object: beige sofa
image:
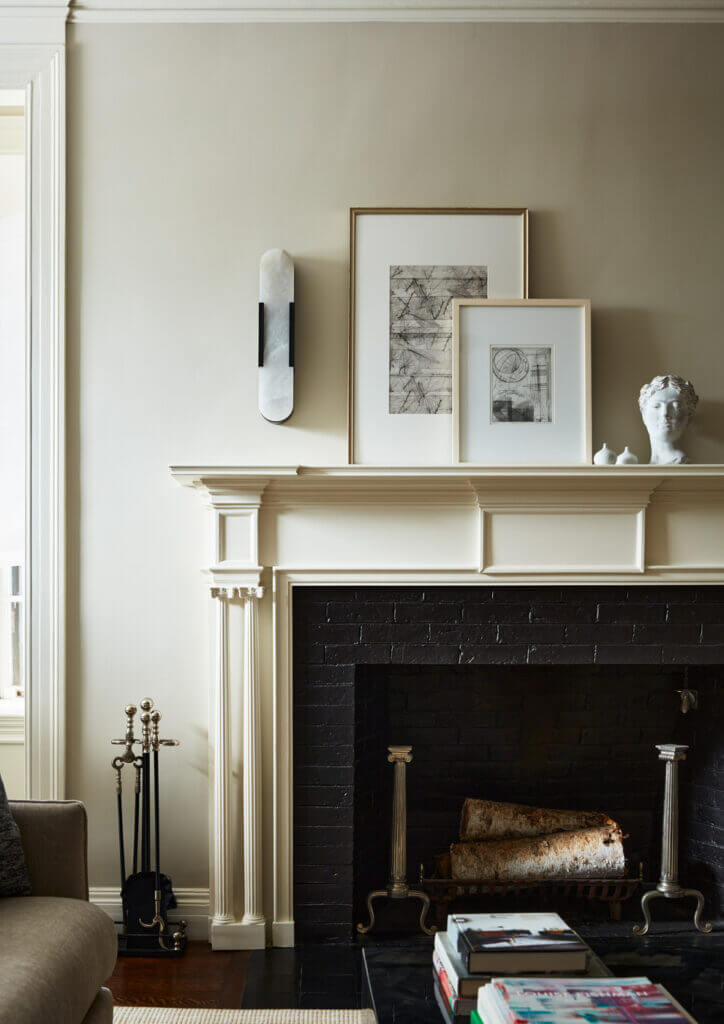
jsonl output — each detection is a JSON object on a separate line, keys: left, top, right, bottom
{"left": 0, "top": 801, "right": 117, "bottom": 1024}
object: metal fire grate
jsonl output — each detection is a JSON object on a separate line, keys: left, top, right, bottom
{"left": 418, "top": 863, "right": 643, "bottom": 928}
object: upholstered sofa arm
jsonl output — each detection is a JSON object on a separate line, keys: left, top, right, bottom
{"left": 9, "top": 800, "right": 89, "bottom": 900}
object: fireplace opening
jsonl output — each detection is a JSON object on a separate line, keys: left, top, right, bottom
{"left": 293, "top": 585, "right": 724, "bottom": 941}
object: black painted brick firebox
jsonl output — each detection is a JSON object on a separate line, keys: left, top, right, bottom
{"left": 292, "top": 585, "right": 724, "bottom": 941}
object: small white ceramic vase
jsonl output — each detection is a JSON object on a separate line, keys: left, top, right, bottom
{"left": 593, "top": 443, "right": 617, "bottom": 466}
{"left": 616, "top": 446, "right": 639, "bottom": 465}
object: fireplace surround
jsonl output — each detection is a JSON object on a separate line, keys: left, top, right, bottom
{"left": 170, "top": 464, "right": 724, "bottom": 948}
{"left": 292, "top": 584, "right": 724, "bottom": 940}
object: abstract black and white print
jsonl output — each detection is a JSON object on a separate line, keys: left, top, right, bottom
{"left": 389, "top": 265, "right": 488, "bottom": 414}
{"left": 490, "top": 346, "right": 552, "bottom": 423}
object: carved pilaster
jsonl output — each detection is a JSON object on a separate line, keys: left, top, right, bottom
{"left": 208, "top": 582, "right": 266, "bottom": 950}
{"left": 242, "top": 587, "right": 264, "bottom": 930}
{"left": 211, "top": 592, "right": 233, "bottom": 927}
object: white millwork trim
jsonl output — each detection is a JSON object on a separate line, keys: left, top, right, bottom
{"left": 1, "top": 40, "right": 66, "bottom": 800}
{"left": 90, "top": 887, "right": 211, "bottom": 940}
{"left": 0, "top": 2, "right": 70, "bottom": 44}
{"left": 0, "top": 714, "right": 25, "bottom": 743}
{"left": 203, "top": 478, "right": 269, "bottom": 949}
{"left": 211, "top": 593, "right": 234, "bottom": 932}
{"left": 241, "top": 588, "right": 266, "bottom": 947}
{"left": 67, "top": 0, "right": 724, "bottom": 24}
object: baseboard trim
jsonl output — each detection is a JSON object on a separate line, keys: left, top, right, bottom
{"left": 210, "top": 918, "right": 267, "bottom": 950}
{"left": 90, "top": 886, "right": 210, "bottom": 941}
{"left": 272, "top": 919, "right": 295, "bottom": 947}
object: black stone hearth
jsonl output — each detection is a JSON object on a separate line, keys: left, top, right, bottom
{"left": 292, "top": 586, "right": 724, "bottom": 941}
{"left": 241, "top": 929, "right": 724, "bottom": 1024}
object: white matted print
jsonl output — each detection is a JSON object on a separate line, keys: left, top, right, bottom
{"left": 453, "top": 300, "right": 591, "bottom": 465}
{"left": 350, "top": 209, "right": 528, "bottom": 464}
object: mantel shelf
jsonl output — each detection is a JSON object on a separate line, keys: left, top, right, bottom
{"left": 171, "top": 463, "right": 724, "bottom": 508}
{"left": 172, "top": 464, "right": 724, "bottom": 480}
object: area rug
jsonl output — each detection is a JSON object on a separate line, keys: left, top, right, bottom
{"left": 114, "top": 1010, "right": 376, "bottom": 1024}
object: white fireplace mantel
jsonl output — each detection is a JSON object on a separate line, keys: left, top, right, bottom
{"left": 170, "top": 463, "right": 724, "bottom": 948}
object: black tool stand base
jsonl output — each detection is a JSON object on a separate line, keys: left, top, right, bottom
{"left": 116, "top": 923, "right": 188, "bottom": 957}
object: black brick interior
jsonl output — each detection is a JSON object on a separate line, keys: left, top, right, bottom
{"left": 292, "top": 586, "right": 724, "bottom": 940}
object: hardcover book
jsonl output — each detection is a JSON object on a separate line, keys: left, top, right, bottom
{"left": 450, "top": 912, "right": 588, "bottom": 974}
{"left": 478, "top": 976, "right": 696, "bottom": 1023}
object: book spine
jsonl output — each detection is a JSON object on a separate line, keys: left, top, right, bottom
{"left": 433, "top": 933, "right": 462, "bottom": 994}
{"left": 433, "top": 955, "right": 458, "bottom": 1011}
{"left": 433, "top": 977, "right": 454, "bottom": 1024}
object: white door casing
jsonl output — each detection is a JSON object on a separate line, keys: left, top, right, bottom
{"left": 1, "top": 3, "right": 68, "bottom": 798}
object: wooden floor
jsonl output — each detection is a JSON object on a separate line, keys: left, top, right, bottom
{"left": 107, "top": 942, "right": 251, "bottom": 1009}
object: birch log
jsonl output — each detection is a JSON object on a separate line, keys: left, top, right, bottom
{"left": 450, "top": 826, "right": 626, "bottom": 882}
{"left": 460, "top": 798, "right": 617, "bottom": 842}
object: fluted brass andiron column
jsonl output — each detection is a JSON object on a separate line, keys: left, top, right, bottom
{"left": 357, "top": 745, "right": 435, "bottom": 936}
{"left": 634, "top": 744, "right": 712, "bottom": 936}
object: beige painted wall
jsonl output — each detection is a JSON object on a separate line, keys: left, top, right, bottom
{"left": 66, "top": 23, "right": 724, "bottom": 892}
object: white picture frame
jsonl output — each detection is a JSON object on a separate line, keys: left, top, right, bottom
{"left": 452, "top": 299, "right": 592, "bottom": 465}
{"left": 349, "top": 208, "right": 528, "bottom": 465}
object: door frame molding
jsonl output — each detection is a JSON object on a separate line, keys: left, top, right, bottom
{"left": 0, "top": 19, "right": 68, "bottom": 797}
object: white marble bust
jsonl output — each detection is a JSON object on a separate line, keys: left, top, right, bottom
{"left": 638, "top": 374, "right": 699, "bottom": 465}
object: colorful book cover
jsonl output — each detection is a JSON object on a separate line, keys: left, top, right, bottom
{"left": 489, "top": 977, "right": 693, "bottom": 1023}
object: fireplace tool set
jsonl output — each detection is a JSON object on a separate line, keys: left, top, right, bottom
{"left": 111, "top": 698, "right": 187, "bottom": 956}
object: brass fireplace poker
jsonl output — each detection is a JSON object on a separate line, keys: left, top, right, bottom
{"left": 357, "top": 745, "right": 435, "bottom": 936}
{"left": 111, "top": 698, "right": 186, "bottom": 955}
{"left": 111, "top": 704, "right": 142, "bottom": 915}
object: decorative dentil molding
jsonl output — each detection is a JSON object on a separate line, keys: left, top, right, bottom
{"left": 210, "top": 584, "right": 265, "bottom": 600}
{"left": 67, "top": 0, "right": 724, "bottom": 24}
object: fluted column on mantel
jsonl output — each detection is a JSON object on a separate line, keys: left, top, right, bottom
{"left": 208, "top": 584, "right": 267, "bottom": 950}
{"left": 242, "top": 586, "right": 264, "bottom": 929}
{"left": 211, "top": 590, "right": 233, "bottom": 928}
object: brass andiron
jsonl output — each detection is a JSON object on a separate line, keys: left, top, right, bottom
{"left": 357, "top": 745, "right": 435, "bottom": 936}
{"left": 634, "top": 744, "right": 712, "bottom": 936}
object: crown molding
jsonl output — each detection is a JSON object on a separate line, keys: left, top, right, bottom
{"left": 0, "top": 1, "right": 69, "bottom": 43}
{"left": 67, "top": 0, "right": 724, "bottom": 25}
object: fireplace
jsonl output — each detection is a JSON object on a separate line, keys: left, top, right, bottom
{"left": 171, "top": 463, "right": 724, "bottom": 948}
{"left": 293, "top": 585, "right": 724, "bottom": 941}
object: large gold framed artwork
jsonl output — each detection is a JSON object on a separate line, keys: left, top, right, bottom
{"left": 348, "top": 207, "right": 528, "bottom": 465}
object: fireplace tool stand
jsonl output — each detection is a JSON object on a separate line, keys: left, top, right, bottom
{"left": 357, "top": 745, "right": 436, "bottom": 936}
{"left": 112, "top": 699, "right": 188, "bottom": 956}
{"left": 634, "top": 744, "right": 711, "bottom": 936}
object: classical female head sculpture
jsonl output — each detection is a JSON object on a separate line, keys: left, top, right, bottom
{"left": 638, "top": 374, "right": 698, "bottom": 465}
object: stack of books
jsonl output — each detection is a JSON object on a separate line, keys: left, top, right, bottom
{"left": 473, "top": 976, "right": 696, "bottom": 1023}
{"left": 432, "top": 913, "right": 696, "bottom": 1024}
{"left": 433, "top": 912, "right": 591, "bottom": 1022}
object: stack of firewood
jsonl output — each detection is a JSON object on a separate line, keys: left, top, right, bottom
{"left": 447, "top": 799, "right": 626, "bottom": 882}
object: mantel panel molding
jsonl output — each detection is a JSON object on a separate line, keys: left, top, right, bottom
{"left": 171, "top": 464, "right": 724, "bottom": 947}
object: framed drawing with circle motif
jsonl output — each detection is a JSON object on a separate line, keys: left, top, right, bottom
{"left": 349, "top": 208, "right": 529, "bottom": 465}
{"left": 452, "top": 299, "right": 591, "bottom": 465}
